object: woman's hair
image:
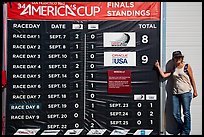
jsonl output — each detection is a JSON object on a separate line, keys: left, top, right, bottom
{"left": 181, "top": 56, "right": 184, "bottom": 63}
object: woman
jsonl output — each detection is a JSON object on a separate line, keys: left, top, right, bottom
{"left": 154, "top": 50, "right": 198, "bottom": 135}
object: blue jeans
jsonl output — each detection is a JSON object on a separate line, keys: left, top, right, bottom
{"left": 172, "top": 92, "right": 192, "bottom": 135}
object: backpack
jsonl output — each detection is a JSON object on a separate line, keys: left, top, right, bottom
{"left": 184, "top": 64, "right": 189, "bottom": 75}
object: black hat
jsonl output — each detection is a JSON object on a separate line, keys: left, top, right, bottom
{"left": 172, "top": 51, "right": 184, "bottom": 59}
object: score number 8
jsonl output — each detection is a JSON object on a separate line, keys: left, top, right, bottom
{"left": 142, "top": 35, "right": 149, "bottom": 44}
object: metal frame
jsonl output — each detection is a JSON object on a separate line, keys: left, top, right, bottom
{"left": 2, "top": 2, "right": 8, "bottom": 136}
{"left": 160, "top": 2, "right": 166, "bottom": 135}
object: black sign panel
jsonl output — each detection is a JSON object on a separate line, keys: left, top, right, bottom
{"left": 6, "top": 20, "right": 160, "bottom": 135}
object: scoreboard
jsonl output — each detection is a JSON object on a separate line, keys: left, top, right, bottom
{"left": 4, "top": 2, "right": 163, "bottom": 135}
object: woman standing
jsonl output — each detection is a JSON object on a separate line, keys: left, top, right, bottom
{"left": 154, "top": 50, "right": 198, "bottom": 135}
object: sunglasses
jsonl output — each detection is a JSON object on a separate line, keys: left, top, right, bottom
{"left": 173, "top": 56, "right": 182, "bottom": 60}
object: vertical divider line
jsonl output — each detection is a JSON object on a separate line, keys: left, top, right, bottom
{"left": 84, "top": 33, "right": 86, "bottom": 120}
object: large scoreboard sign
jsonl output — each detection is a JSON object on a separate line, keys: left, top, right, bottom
{"left": 4, "top": 2, "right": 162, "bottom": 135}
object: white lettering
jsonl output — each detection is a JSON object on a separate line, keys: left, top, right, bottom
{"left": 51, "top": 24, "right": 66, "bottom": 29}
{"left": 13, "top": 24, "right": 40, "bottom": 29}
{"left": 20, "top": 4, "right": 101, "bottom": 17}
{"left": 139, "top": 23, "right": 157, "bottom": 29}
{"left": 11, "top": 115, "right": 24, "bottom": 119}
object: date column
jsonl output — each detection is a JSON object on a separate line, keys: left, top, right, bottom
{"left": 43, "top": 22, "right": 71, "bottom": 131}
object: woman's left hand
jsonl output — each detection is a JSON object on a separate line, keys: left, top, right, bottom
{"left": 193, "top": 91, "right": 198, "bottom": 98}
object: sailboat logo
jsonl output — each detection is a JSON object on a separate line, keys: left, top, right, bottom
{"left": 111, "top": 33, "right": 130, "bottom": 46}
{"left": 103, "top": 32, "right": 135, "bottom": 47}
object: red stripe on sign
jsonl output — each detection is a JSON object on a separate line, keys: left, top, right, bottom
{"left": 7, "top": 2, "right": 160, "bottom": 20}
{"left": 2, "top": 71, "right": 7, "bottom": 88}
